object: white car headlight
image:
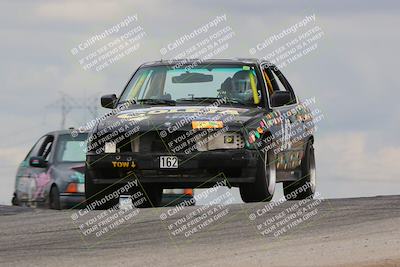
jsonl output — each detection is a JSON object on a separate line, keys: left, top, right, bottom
{"left": 104, "top": 142, "right": 116, "bottom": 153}
{"left": 197, "top": 132, "right": 244, "bottom": 151}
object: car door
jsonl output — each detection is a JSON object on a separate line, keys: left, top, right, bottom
{"left": 16, "top": 136, "right": 47, "bottom": 203}
{"left": 262, "top": 64, "right": 304, "bottom": 170}
{"left": 16, "top": 135, "right": 54, "bottom": 204}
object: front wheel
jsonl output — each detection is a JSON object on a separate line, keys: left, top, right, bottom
{"left": 85, "top": 173, "right": 119, "bottom": 210}
{"left": 11, "top": 193, "right": 19, "bottom": 206}
{"left": 283, "top": 140, "right": 316, "bottom": 200}
{"left": 240, "top": 149, "right": 276, "bottom": 202}
{"left": 133, "top": 186, "right": 163, "bottom": 208}
{"left": 49, "top": 186, "right": 61, "bottom": 210}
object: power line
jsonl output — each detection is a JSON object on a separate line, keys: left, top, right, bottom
{"left": 46, "top": 92, "right": 100, "bottom": 129}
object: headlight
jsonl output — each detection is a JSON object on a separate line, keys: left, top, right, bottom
{"left": 104, "top": 142, "right": 116, "bottom": 153}
{"left": 197, "top": 131, "right": 244, "bottom": 151}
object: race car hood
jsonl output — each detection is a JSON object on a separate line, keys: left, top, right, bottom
{"left": 97, "top": 105, "right": 266, "bottom": 132}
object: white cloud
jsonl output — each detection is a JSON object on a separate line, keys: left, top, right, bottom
{"left": 0, "top": 147, "right": 26, "bottom": 166}
{"left": 34, "top": 2, "right": 125, "bottom": 22}
{"left": 317, "top": 132, "right": 400, "bottom": 182}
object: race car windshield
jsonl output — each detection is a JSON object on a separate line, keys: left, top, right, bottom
{"left": 55, "top": 134, "right": 88, "bottom": 162}
{"left": 119, "top": 64, "right": 262, "bottom": 106}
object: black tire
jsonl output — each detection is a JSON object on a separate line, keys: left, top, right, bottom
{"left": 85, "top": 175, "right": 119, "bottom": 210}
{"left": 240, "top": 149, "right": 276, "bottom": 202}
{"left": 49, "top": 186, "right": 61, "bottom": 210}
{"left": 11, "top": 194, "right": 19, "bottom": 206}
{"left": 283, "top": 140, "right": 316, "bottom": 200}
{"left": 134, "top": 186, "right": 163, "bottom": 208}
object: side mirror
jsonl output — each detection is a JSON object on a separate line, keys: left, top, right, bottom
{"left": 29, "top": 157, "right": 47, "bottom": 168}
{"left": 270, "top": 91, "right": 294, "bottom": 107}
{"left": 101, "top": 94, "right": 117, "bottom": 109}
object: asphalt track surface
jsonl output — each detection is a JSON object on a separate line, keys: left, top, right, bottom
{"left": 0, "top": 195, "right": 399, "bottom": 267}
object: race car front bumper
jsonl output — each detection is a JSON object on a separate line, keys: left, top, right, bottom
{"left": 86, "top": 149, "right": 259, "bottom": 187}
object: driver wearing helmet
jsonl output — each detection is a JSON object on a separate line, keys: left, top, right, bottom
{"left": 219, "top": 70, "right": 256, "bottom": 102}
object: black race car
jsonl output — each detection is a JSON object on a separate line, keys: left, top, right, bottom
{"left": 84, "top": 58, "right": 316, "bottom": 209}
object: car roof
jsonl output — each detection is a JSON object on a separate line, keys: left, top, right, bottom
{"left": 45, "top": 129, "right": 89, "bottom": 136}
{"left": 140, "top": 58, "right": 271, "bottom": 67}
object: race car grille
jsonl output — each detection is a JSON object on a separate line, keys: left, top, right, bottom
{"left": 124, "top": 130, "right": 244, "bottom": 153}
{"left": 111, "top": 132, "right": 179, "bottom": 153}
{"left": 129, "top": 131, "right": 205, "bottom": 153}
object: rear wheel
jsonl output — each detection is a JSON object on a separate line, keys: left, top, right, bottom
{"left": 283, "top": 140, "right": 316, "bottom": 200}
{"left": 240, "top": 149, "right": 276, "bottom": 202}
{"left": 49, "top": 186, "right": 61, "bottom": 210}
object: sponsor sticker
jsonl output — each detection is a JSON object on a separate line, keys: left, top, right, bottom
{"left": 192, "top": 121, "right": 224, "bottom": 129}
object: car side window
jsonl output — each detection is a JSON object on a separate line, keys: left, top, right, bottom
{"left": 24, "top": 136, "right": 47, "bottom": 160}
{"left": 270, "top": 71, "right": 285, "bottom": 92}
{"left": 263, "top": 65, "right": 297, "bottom": 106}
{"left": 37, "top": 136, "right": 54, "bottom": 161}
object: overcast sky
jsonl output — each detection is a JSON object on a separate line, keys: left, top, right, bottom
{"left": 0, "top": 0, "right": 399, "bottom": 204}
